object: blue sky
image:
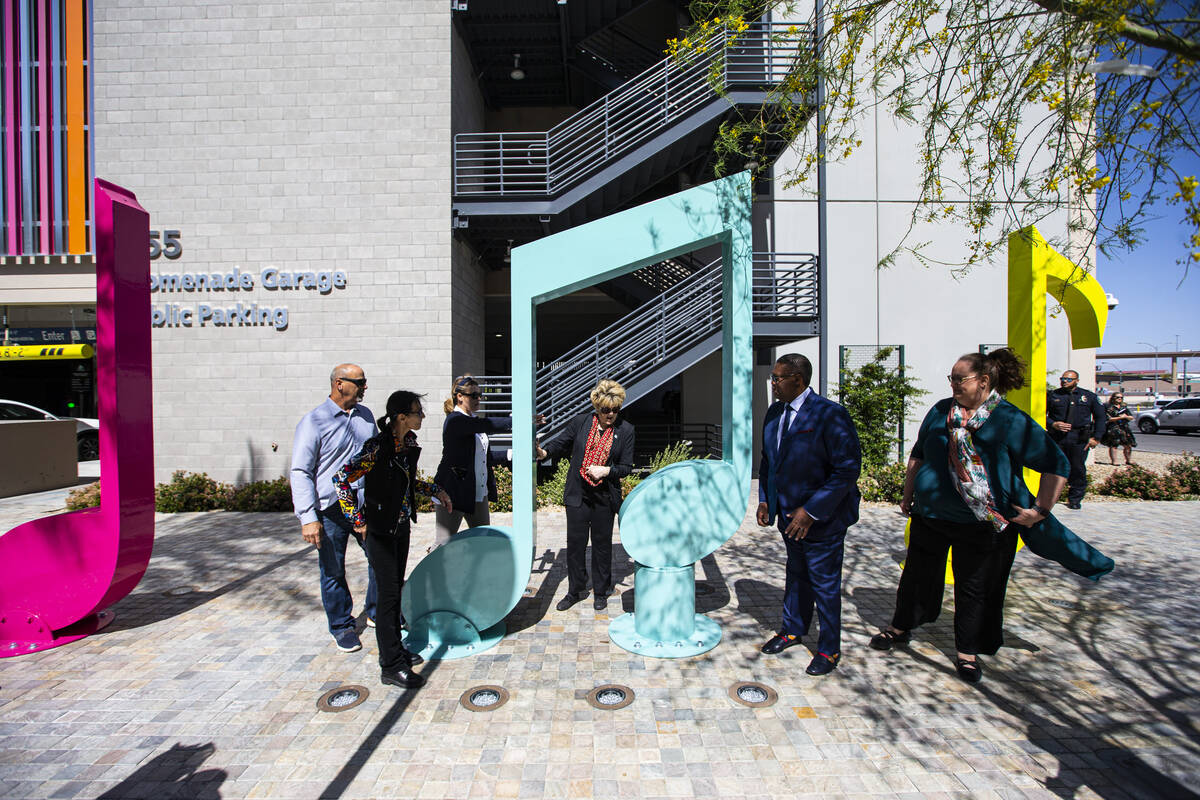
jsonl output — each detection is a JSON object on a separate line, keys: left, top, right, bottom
{"left": 1097, "top": 153, "right": 1199, "bottom": 374}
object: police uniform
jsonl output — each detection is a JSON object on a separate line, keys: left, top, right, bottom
{"left": 1046, "top": 386, "right": 1106, "bottom": 508}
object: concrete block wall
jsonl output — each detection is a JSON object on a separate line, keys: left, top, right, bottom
{"left": 92, "top": 1, "right": 454, "bottom": 484}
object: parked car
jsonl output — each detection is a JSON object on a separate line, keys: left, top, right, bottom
{"left": 0, "top": 399, "right": 99, "bottom": 460}
{"left": 1137, "top": 398, "right": 1200, "bottom": 434}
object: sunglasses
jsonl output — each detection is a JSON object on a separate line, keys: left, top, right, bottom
{"left": 458, "top": 391, "right": 482, "bottom": 399}
{"left": 1060, "top": 376, "right": 1077, "bottom": 383}
{"left": 339, "top": 377, "right": 367, "bottom": 388}
{"left": 597, "top": 406, "right": 621, "bottom": 414}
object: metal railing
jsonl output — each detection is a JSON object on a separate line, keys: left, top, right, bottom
{"left": 479, "top": 252, "right": 818, "bottom": 444}
{"left": 634, "top": 423, "right": 723, "bottom": 463}
{"left": 454, "top": 21, "right": 812, "bottom": 197}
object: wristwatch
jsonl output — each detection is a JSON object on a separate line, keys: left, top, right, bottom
{"left": 1033, "top": 504, "right": 1051, "bottom": 518}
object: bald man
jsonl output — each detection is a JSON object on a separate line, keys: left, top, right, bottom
{"left": 290, "top": 364, "right": 379, "bottom": 653}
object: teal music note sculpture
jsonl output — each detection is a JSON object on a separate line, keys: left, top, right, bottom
{"left": 512, "top": 171, "right": 754, "bottom": 658}
{"left": 401, "top": 171, "right": 753, "bottom": 660}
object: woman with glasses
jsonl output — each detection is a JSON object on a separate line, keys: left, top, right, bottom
{"left": 1099, "top": 393, "right": 1137, "bottom": 465}
{"left": 334, "top": 390, "right": 451, "bottom": 690}
{"left": 432, "top": 375, "right": 515, "bottom": 546}
{"left": 537, "top": 379, "right": 635, "bottom": 612}
{"left": 868, "top": 349, "right": 1113, "bottom": 684}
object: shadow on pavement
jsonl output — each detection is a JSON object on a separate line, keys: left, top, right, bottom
{"left": 97, "top": 742, "right": 225, "bottom": 799}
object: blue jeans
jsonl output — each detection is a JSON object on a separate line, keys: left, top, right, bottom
{"left": 316, "top": 505, "right": 378, "bottom": 634}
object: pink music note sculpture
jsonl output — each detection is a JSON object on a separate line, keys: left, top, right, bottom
{"left": 0, "top": 179, "right": 155, "bottom": 657}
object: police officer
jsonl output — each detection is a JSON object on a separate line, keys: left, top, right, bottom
{"left": 1046, "top": 370, "right": 1106, "bottom": 510}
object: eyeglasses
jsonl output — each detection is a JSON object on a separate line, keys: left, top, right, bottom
{"left": 403, "top": 408, "right": 426, "bottom": 418}
{"left": 339, "top": 377, "right": 367, "bottom": 388}
{"left": 770, "top": 372, "right": 799, "bottom": 383}
{"left": 458, "top": 391, "right": 482, "bottom": 399}
{"left": 946, "top": 374, "right": 979, "bottom": 386}
{"left": 1060, "top": 376, "right": 1078, "bottom": 383}
{"left": 596, "top": 406, "right": 621, "bottom": 415}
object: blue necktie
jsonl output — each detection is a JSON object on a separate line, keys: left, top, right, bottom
{"left": 778, "top": 405, "right": 793, "bottom": 450}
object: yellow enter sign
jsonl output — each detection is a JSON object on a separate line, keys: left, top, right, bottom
{"left": 0, "top": 344, "right": 96, "bottom": 361}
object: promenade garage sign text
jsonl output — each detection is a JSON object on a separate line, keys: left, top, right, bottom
{"left": 150, "top": 267, "right": 348, "bottom": 332}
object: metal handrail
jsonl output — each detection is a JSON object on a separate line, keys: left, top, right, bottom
{"left": 481, "top": 252, "right": 818, "bottom": 444}
{"left": 454, "top": 22, "right": 811, "bottom": 197}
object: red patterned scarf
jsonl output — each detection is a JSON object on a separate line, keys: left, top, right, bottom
{"left": 580, "top": 415, "right": 615, "bottom": 486}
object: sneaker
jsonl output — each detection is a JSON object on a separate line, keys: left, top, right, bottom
{"left": 365, "top": 617, "right": 376, "bottom": 628}
{"left": 332, "top": 628, "right": 362, "bottom": 653}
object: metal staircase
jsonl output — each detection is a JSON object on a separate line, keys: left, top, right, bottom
{"left": 453, "top": 21, "right": 812, "bottom": 230}
{"left": 479, "top": 251, "right": 818, "bottom": 446}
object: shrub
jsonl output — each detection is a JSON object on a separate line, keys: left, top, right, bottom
{"left": 646, "top": 440, "right": 697, "bottom": 472}
{"left": 155, "top": 471, "right": 230, "bottom": 512}
{"left": 66, "top": 480, "right": 101, "bottom": 510}
{"left": 536, "top": 459, "right": 570, "bottom": 508}
{"left": 858, "top": 461, "right": 906, "bottom": 503}
{"left": 1098, "top": 464, "right": 1185, "bottom": 501}
{"left": 1165, "top": 452, "right": 1200, "bottom": 495}
{"left": 226, "top": 476, "right": 292, "bottom": 512}
{"left": 836, "top": 347, "right": 927, "bottom": 471}
{"left": 492, "top": 465, "right": 513, "bottom": 512}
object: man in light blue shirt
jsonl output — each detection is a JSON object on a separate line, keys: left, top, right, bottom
{"left": 290, "top": 363, "right": 378, "bottom": 653}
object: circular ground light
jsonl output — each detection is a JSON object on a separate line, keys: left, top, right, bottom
{"left": 163, "top": 585, "right": 197, "bottom": 597}
{"left": 316, "top": 685, "right": 369, "bottom": 713}
{"left": 728, "top": 681, "right": 778, "bottom": 708}
{"left": 460, "top": 685, "right": 510, "bottom": 712}
{"left": 586, "top": 684, "right": 635, "bottom": 710}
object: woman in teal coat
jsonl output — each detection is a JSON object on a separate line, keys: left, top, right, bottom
{"left": 868, "top": 348, "right": 1114, "bottom": 684}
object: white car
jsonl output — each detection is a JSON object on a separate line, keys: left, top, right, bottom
{"left": 0, "top": 399, "right": 100, "bottom": 460}
{"left": 1137, "top": 398, "right": 1200, "bottom": 434}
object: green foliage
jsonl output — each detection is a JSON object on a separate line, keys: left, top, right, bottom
{"left": 1164, "top": 452, "right": 1200, "bottom": 495}
{"left": 647, "top": 440, "right": 698, "bottom": 472}
{"left": 680, "top": 1, "right": 1200, "bottom": 273}
{"left": 535, "top": 459, "right": 571, "bottom": 508}
{"left": 836, "top": 347, "right": 927, "bottom": 471}
{"left": 857, "top": 461, "right": 906, "bottom": 503}
{"left": 1097, "top": 464, "right": 1185, "bottom": 501}
{"left": 492, "top": 465, "right": 514, "bottom": 512}
{"left": 65, "top": 480, "right": 101, "bottom": 510}
{"left": 225, "top": 475, "right": 292, "bottom": 512}
{"left": 154, "top": 471, "right": 229, "bottom": 513}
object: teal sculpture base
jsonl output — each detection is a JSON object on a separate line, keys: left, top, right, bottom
{"left": 608, "top": 563, "right": 722, "bottom": 658}
{"left": 403, "top": 610, "right": 506, "bottom": 661}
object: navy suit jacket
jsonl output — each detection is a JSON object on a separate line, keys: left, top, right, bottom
{"left": 758, "top": 392, "right": 862, "bottom": 539}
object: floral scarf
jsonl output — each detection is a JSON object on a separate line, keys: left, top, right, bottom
{"left": 580, "top": 415, "right": 615, "bottom": 487}
{"left": 946, "top": 391, "right": 1007, "bottom": 531}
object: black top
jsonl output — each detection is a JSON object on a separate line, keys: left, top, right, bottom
{"left": 1046, "top": 386, "right": 1107, "bottom": 443}
{"left": 434, "top": 412, "right": 513, "bottom": 511}
{"left": 542, "top": 412, "right": 635, "bottom": 508}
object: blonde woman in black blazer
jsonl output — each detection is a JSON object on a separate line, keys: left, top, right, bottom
{"left": 538, "top": 380, "right": 634, "bottom": 612}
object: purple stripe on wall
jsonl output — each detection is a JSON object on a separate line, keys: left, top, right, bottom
{"left": 3, "top": 0, "right": 19, "bottom": 254}
{"left": 38, "top": 0, "right": 52, "bottom": 254}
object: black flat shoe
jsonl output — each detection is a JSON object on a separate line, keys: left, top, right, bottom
{"left": 381, "top": 664, "right": 426, "bottom": 690}
{"left": 955, "top": 658, "right": 982, "bottom": 684}
{"left": 805, "top": 652, "right": 840, "bottom": 676}
{"left": 869, "top": 629, "right": 911, "bottom": 651}
{"left": 399, "top": 648, "right": 424, "bottom": 667}
{"left": 556, "top": 593, "right": 584, "bottom": 611}
{"left": 760, "top": 633, "right": 802, "bottom": 654}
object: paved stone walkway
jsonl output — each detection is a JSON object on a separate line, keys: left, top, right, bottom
{"left": 1, "top": 491, "right": 1198, "bottom": 799}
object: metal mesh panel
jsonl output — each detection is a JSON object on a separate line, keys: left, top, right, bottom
{"left": 978, "top": 343, "right": 1008, "bottom": 354}
{"left": 837, "top": 345, "right": 907, "bottom": 463}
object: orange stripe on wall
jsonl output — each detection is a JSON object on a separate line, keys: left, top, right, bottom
{"left": 65, "top": 0, "right": 87, "bottom": 254}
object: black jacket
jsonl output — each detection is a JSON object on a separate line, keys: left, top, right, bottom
{"left": 1046, "top": 387, "right": 1107, "bottom": 444}
{"left": 361, "top": 432, "right": 424, "bottom": 535}
{"left": 543, "top": 413, "right": 634, "bottom": 507}
{"left": 434, "top": 412, "right": 513, "bottom": 511}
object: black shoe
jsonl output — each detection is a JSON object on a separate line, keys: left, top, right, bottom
{"left": 760, "top": 633, "right": 802, "bottom": 654}
{"left": 556, "top": 593, "right": 584, "bottom": 611}
{"left": 805, "top": 652, "right": 840, "bottom": 676}
{"left": 1067, "top": 501, "right": 1082, "bottom": 510}
{"left": 955, "top": 658, "right": 982, "bottom": 684}
{"left": 399, "top": 648, "right": 424, "bottom": 667}
{"left": 593, "top": 591, "right": 611, "bottom": 611}
{"left": 381, "top": 664, "right": 426, "bottom": 690}
{"left": 869, "top": 629, "right": 911, "bottom": 651}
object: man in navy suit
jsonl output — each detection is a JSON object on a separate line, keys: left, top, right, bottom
{"left": 756, "top": 354, "right": 862, "bottom": 675}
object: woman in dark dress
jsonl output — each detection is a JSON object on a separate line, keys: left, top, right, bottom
{"left": 868, "top": 349, "right": 1071, "bottom": 684}
{"left": 334, "top": 390, "right": 451, "bottom": 690}
{"left": 537, "top": 379, "right": 635, "bottom": 613}
{"left": 1100, "top": 393, "right": 1136, "bottom": 465}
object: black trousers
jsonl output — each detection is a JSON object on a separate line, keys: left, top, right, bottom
{"left": 1056, "top": 438, "right": 1090, "bottom": 503}
{"left": 890, "top": 515, "right": 1019, "bottom": 656}
{"left": 364, "top": 523, "right": 413, "bottom": 671}
{"left": 564, "top": 493, "right": 615, "bottom": 597}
